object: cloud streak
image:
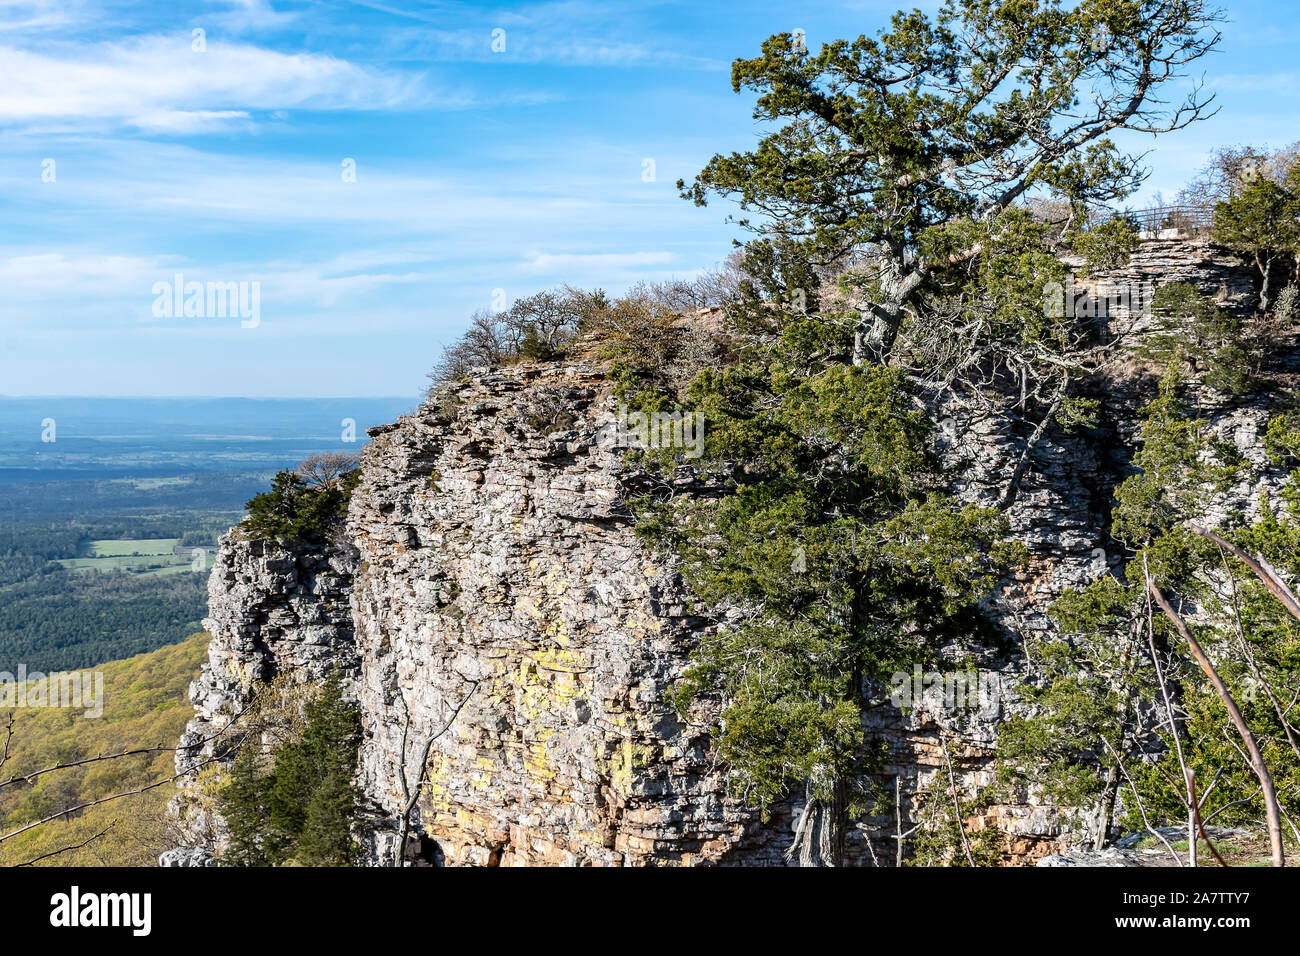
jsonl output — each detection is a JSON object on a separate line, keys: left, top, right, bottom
{"left": 0, "top": 33, "right": 449, "bottom": 130}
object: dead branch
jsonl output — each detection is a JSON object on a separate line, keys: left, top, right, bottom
{"left": 938, "top": 734, "right": 975, "bottom": 866}
{"left": 0, "top": 711, "right": 13, "bottom": 775}
{"left": 0, "top": 688, "right": 263, "bottom": 793}
{"left": 391, "top": 680, "right": 478, "bottom": 867}
{"left": 1213, "top": 543, "right": 1300, "bottom": 760}
{"left": 0, "top": 752, "right": 224, "bottom": 846}
{"left": 1146, "top": 573, "right": 1285, "bottom": 866}
{"left": 1185, "top": 522, "right": 1300, "bottom": 623}
{"left": 1186, "top": 772, "right": 1229, "bottom": 867}
{"left": 16, "top": 821, "right": 117, "bottom": 867}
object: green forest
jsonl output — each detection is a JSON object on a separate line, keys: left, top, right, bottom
{"left": 0, "top": 474, "right": 259, "bottom": 670}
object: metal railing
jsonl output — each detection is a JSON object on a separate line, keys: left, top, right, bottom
{"left": 1126, "top": 204, "right": 1216, "bottom": 234}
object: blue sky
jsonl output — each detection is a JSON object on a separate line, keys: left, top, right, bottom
{"left": 0, "top": 0, "right": 1296, "bottom": 398}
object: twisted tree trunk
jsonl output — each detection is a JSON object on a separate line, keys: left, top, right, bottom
{"left": 852, "top": 258, "right": 926, "bottom": 366}
{"left": 854, "top": 301, "right": 906, "bottom": 366}
{"left": 788, "top": 775, "right": 848, "bottom": 866}
{"left": 1092, "top": 764, "right": 1121, "bottom": 851}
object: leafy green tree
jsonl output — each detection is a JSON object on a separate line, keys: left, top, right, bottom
{"left": 681, "top": 1, "right": 1220, "bottom": 366}
{"left": 640, "top": 316, "right": 1017, "bottom": 865}
{"left": 1214, "top": 170, "right": 1300, "bottom": 313}
{"left": 1071, "top": 215, "right": 1142, "bottom": 275}
{"left": 1000, "top": 370, "right": 1203, "bottom": 847}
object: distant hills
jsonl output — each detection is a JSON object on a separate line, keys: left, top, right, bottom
{"left": 0, "top": 396, "right": 417, "bottom": 483}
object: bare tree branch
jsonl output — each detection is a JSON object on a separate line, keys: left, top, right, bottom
{"left": 939, "top": 734, "right": 975, "bottom": 866}
{"left": 1146, "top": 572, "right": 1285, "bottom": 867}
{"left": 16, "top": 821, "right": 117, "bottom": 867}
{"left": 391, "top": 681, "right": 478, "bottom": 867}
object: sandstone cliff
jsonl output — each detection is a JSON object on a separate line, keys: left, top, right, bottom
{"left": 169, "top": 238, "right": 1292, "bottom": 866}
{"left": 170, "top": 535, "right": 358, "bottom": 850}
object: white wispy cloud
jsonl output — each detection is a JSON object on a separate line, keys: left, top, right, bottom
{"left": 0, "top": 247, "right": 438, "bottom": 316}
{"left": 129, "top": 109, "right": 253, "bottom": 133}
{"left": 522, "top": 250, "right": 676, "bottom": 271}
{"left": 207, "top": 0, "right": 301, "bottom": 33}
{"left": 0, "top": 33, "right": 449, "bottom": 130}
{"left": 0, "top": 251, "right": 171, "bottom": 299}
{"left": 0, "top": 137, "right": 695, "bottom": 237}
{"left": 0, "top": 0, "right": 79, "bottom": 33}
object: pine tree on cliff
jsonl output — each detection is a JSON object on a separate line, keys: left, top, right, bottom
{"left": 293, "top": 675, "right": 363, "bottom": 866}
{"left": 220, "top": 742, "right": 271, "bottom": 867}
{"left": 242, "top": 467, "right": 360, "bottom": 545}
{"left": 219, "top": 675, "right": 361, "bottom": 866}
{"left": 297, "top": 767, "right": 362, "bottom": 866}
{"left": 662, "top": 0, "right": 1222, "bottom": 866}
{"left": 266, "top": 675, "right": 362, "bottom": 865}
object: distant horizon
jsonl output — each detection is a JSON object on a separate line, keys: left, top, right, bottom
{"left": 0, "top": 394, "right": 421, "bottom": 401}
{"left": 0, "top": 1, "right": 1295, "bottom": 397}
{"left": 0, "top": 394, "right": 419, "bottom": 480}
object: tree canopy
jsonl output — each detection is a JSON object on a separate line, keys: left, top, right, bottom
{"left": 682, "top": 0, "right": 1221, "bottom": 364}
{"left": 652, "top": 0, "right": 1227, "bottom": 866}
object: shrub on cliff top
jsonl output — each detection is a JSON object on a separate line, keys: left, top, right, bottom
{"left": 428, "top": 286, "right": 608, "bottom": 386}
{"left": 241, "top": 467, "right": 361, "bottom": 545}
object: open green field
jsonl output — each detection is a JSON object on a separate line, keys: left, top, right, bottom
{"left": 83, "top": 537, "right": 181, "bottom": 556}
{"left": 58, "top": 537, "right": 198, "bottom": 575}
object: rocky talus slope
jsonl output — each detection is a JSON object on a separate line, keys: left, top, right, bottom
{"left": 169, "top": 239, "right": 1292, "bottom": 866}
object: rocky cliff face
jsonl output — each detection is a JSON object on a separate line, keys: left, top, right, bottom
{"left": 349, "top": 365, "right": 770, "bottom": 865}
{"left": 170, "top": 534, "right": 358, "bottom": 850}
{"left": 170, "top": 238, "right": 1290, "bottom": 866}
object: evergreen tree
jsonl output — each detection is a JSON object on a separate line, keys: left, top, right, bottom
{"left": 218, "top": 740, "right": 271, "bottom": 867}
{"left": 217, "top": 675, "right": 362, "bottom": 866}
{"left": 680, "top": 1, "right": 1220, "bottom": 366}
{"left": 1002, "top": 367, "right": 1300, "bottom": 857}
{"left": 654, "top": 0, "right": 1221, "bottom": 866}
{"left": 242, "top": 469, "right": 360, "bottom": 544}
{"left": 1136, "top": 282, "right": 1257, "bottom": 396}
{"left": 1213, "top": 170, "right": 1300, "bottom": 312}
{"left": 640, "top": 322, "right": 1017, "bottom": 865}
{"left": 265, "top": 734, "right": 315, "bottom": 863}
{"left": 297, "top": 767, "right": 362, "bottom": 866}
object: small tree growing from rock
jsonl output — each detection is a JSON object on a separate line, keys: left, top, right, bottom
{"left": 1213, "top": 166, "right": 1300, "bottom": 313}
{"left": 297, "top": 452, "right": 361, "bottom": 489}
